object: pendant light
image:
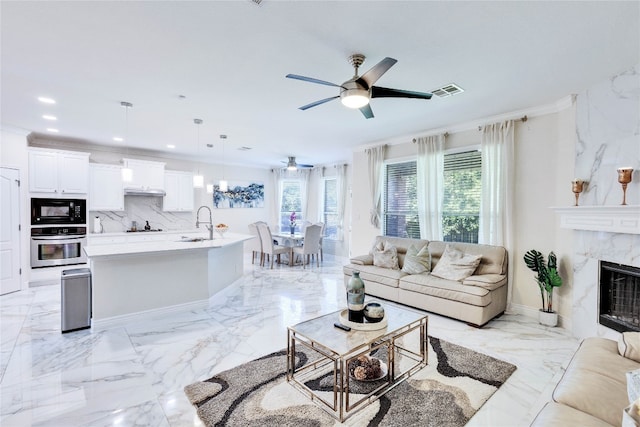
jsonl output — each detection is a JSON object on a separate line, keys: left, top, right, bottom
{"left": 120, "top": 101, "right": 133, "bottom": 182}
{"left": 193, "top": 118, "right": 204, "bottom": 188}
{"left": 219, "top": 134, "right": 228, "bottom": 192}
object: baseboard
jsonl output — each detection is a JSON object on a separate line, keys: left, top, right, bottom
{"left": 91, "top": 299, "right": 209, "bottom": 330}
{"left": 509, "top": 303, "right": 571, "bottom": 331}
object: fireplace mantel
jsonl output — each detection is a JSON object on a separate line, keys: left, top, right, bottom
{"left": 552, "top": 205, "right": 640, "bottom": 234}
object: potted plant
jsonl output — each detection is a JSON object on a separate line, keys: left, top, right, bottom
{"left": 523, "top": 249, "right": 563, "bottom": 327}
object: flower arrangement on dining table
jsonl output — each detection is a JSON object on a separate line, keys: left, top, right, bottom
{"left": 289, "top": 211, "right": 297, "bottom": 234}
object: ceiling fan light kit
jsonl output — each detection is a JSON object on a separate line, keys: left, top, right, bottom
{"left": 286, "top": 53, "right": 432, "bottom": 119}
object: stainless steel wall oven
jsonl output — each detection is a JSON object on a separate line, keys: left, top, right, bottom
{"left": 30, "top": 226, "right": 87, "bottom": 268}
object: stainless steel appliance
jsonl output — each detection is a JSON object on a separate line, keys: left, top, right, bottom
{"left": 31, "top": 198, "right": 86, "bottom": 225}
{"left": 61, "top": 268, "right": 92, "bottom": 333}
{"left": 31, "top": 226, "right": 87, "bottom": 268}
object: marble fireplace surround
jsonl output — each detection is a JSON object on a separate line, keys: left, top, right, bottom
{"left": 554, "top": 206, "right": 640, "bottom": 339}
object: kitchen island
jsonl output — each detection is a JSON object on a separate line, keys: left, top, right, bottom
{"left": 84, "top": 232, "right": 252, "bottom": 327}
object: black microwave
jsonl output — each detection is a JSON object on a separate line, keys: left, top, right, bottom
{"left": 31, "top": 198, "right": 87, "bottom": 225}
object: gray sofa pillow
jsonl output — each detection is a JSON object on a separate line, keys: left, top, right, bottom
{"left": 431, "top": 244, "right": 482, "bottom": 281}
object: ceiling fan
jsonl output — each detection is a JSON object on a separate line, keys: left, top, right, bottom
{"left": 286, "top": 53, "right": 432, "bottom": 119}
{"left": 282, "top": 156, "right": 313, "bottom": 171}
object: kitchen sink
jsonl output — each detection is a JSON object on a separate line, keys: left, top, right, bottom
{"left": 177, "top": 237, "right": 206, "bottom": 242}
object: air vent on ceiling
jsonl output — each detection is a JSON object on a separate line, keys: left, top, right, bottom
{"left": 431, "top": 83, "right": 464, "bottom": 98}
{"left": 237, "top": 146, "right": 252, "bottom": 151}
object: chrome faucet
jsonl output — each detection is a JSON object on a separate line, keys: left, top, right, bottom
{"left": 196, "top": 205, "right": 214, "bottom": 240}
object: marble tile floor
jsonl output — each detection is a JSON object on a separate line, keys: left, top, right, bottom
{"left": 0, "top": 253, "right": 580, "bottom": 426}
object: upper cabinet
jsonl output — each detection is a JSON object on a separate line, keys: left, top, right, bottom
{"left": 29, "top": 149, "right": 89, "bottom": 195}
{"left": 122, "top": 158, "right": 165, "bottom": 191}
{"left": 163, "top": 171, "right": 194, "bottom": 212}
{"left": 89, "top": 164, "right": 124, "bottom": 211}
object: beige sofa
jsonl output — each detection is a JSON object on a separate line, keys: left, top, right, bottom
{"left": 343, "top": 236, "right": 508, "bottom": 327}
{"left": 531, "top": 335, "right": 640, "bottom": 426}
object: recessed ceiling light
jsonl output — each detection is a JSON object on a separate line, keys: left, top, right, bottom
{"left": 42, "top": 115, "right": 57, "bottom": 121}
{"left": 167, "top": 144, "right": 175, "bottom": 149}
{"left": 38, "top": 97, "right": 56, "bottom": 104}
{"left": 113, "top": 136, "right": 124, "bottom": 142}
{"left": 46, "top": 128, "right": 59, "bottom": 133}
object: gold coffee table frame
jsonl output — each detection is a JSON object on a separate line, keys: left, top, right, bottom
{"left": 286, "top": 305, "right": 428, "bottom": 422}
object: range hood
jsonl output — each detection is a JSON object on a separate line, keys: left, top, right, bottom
{"left": 123, "top": 187, "right": 166, "bottom": 197}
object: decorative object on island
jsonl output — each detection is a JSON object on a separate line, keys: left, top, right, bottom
{"left": 289, "top": 211, "right": 297, "bottom": 234}
{"left": 571, "top": 179, "right": 585, "bottom": 206}
{"left": 523, "top": 249, "right": 563, "bottom": 327}
{"left": 363, "top": 302, "right": 385, "bottom": 323}
{"left": 346, "top": 271, "right": 366, "bottom": 322}
{"left": 215, "top": 223, "right": 229, "bottom": 239}
{"left": 617, "top": 167, "right": 634, "bottom": 205}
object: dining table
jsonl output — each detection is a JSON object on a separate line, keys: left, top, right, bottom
{"left": 271, "top": 231, "right": 304, "bottom": 266}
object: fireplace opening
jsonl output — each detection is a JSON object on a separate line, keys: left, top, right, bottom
{"left": 599, "top": 261, "right": 640, "bottom": 333}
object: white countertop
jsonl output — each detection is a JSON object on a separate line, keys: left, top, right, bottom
{"left": 84, "top": 232, "right": 253, "bottom": 257}
{"left": 88, "top": 229, "right": 203, "bottom": 237}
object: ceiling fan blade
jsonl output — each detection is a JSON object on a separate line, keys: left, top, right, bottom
{"left": 371, "top": 86, "right": 433, "bottom": 100}
{"left": 286, "top": 74, "right": 344, "bottom": 88}
{"left": 299, "top": 96, "right": 340, "bottom": 110}
{"left": 359, "top": 104, "right": 374, "bottom": 119}
{"left": 297, "top": 163, "right": 314, "bottom": 168}
{"left": 357, "top": 57, "right": 397, "bottom": 88}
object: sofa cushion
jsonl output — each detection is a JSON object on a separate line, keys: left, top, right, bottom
{"left": 431, "top": 245, "right": 482, "bottom": 281}
{"left": 531, "top": 402, "right": 613, "bottom": 427}
{"left": 372, "top": 240, "right": 399, "bottom": 269}
{"left": 370, "top": 236, "right": 429, "bottom": 269}
{"left": 462, "top": 274, "right": 507, "bottom": 291}
{"left": 343, "top": 264, "right": 407, "bottom": 288}
{"left": 401, "top": 244, "right": 431, "bottom": 274}
{"left": 619, "top": 332, "right": 640, "bottom": 363}
{"left": 553, "top": 337, "right": 639, "bottom": 426}
{"left": 399, "top": 274, "right": 491, "bottom": 307}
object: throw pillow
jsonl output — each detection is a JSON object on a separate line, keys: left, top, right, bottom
{"left": 431, "top": 245, "right": 482, "bottom": 282}
{"left": 402, "top": 244, "right": 431, "bottom": 274}
{"left": 372, "top": 241, "right": 399, "bottom": 270}
{"left": 619, "top": 332, "right": 640, "bottom": 363}
{"left": 628, "top": 369, "right": 640, "bottom": 404}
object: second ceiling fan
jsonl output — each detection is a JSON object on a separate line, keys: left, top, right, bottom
{"left": 286, "top": 54, "right": 432, "bottom": 119}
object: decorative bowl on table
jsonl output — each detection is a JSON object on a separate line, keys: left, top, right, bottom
{"left": 215, "top": 224, "right": 229, "bottom": 238}
{"left": 363, "top": 302, "right": 385, "bottom": 323}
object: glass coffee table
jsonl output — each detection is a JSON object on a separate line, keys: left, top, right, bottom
{"left": 286, "top": 304, "right": 428, "bottom": 422}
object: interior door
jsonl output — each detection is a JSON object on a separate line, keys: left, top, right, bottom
{"left": 0, "top": 167, "right": 22, "bottom": 295}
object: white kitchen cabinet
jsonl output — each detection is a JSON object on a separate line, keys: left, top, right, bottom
{"left": 163, "top": 171, "right": 194, "bottom": 212}
{"left": 122, "top": 158, "right": 165, "bottom": 191}
{"left": 89, "top": 164, "right": 124, "bottom": 211}
{"left": 29, "top": 149, "right": 89, "bottom": 194}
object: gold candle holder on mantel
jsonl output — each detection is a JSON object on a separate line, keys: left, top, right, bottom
{"left": 571, "top": 179, "right": 585, "bottom": 206}
{"left": 617, "top": 167, "right": 634, "bottom": 205}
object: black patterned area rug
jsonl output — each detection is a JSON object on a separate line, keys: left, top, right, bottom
{"left": 184, "top": 336, "right": 516, "bottom": 426}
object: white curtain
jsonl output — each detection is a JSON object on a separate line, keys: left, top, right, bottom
{"left": 480, "top": 120, "right": 515, "bottom": 310}
{"left": 271, "top": 168, "right": 286, "bottom": 228}
{"left": 335, "top": 164, "right": 348, "bottom": 241}
{"left": 299, "top": 168, "right": 312, "bottom": 222}
{"left": 416, "top": 134, "right": 445, "bottom": 240}
{"left": 365, "top": 145, "right": 386, "bottom": 228}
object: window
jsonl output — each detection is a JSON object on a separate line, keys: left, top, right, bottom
{"left": 322, "top": 178, "right": 338, "bottom": 240}
{"left": 442, "top": 150, "right": 481, "bottom": 243}
{"left": 280, "top": 180, "right": 303, "bottom": 232}
{"left": 383, "top": 161, "right": 419, "bottom": 238}
{"left": 382, "top": 150, "right": 481, "bottom": 243}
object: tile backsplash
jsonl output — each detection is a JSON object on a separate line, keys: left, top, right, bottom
{"left": 91, "top": 195, "right": 193, "bottom": 233}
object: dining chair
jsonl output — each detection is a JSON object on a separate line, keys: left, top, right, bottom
{"left": 256, "top": 222, "right": 290, "bottom": 268}
{"left": 315, "top": 222, "right": 325, "bottom": 262}
{"left": 292, "top": 224, "right": 322, "bottom": 269}
{"left": 247, "top": 222, "right": 262, "bottom": 265}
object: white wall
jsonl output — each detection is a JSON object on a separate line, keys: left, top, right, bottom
{"left": 0, "top": 129, "right": 31, "bottom": 289}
